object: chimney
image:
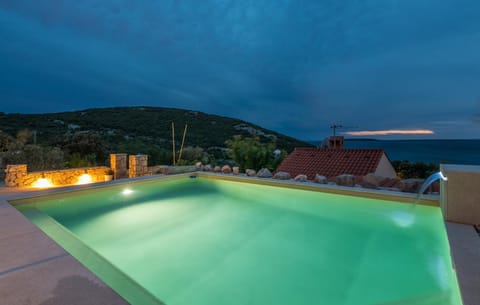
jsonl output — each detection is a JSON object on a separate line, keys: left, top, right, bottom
{"left": 329, "top": 136, "right": 344, "bottom": 149}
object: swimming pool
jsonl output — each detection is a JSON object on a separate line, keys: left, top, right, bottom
{"left": 14, "top": 176, "right": 463, "bottom": 305}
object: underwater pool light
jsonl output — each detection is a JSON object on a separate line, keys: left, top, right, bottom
{"left": 122, "top": 188, "right": 133, "bottom": 195}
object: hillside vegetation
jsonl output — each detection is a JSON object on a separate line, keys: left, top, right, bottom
{"left": 0, "top": 107, "right": 311, "bottom": 167}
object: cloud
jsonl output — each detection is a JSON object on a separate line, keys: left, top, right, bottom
{"left": 1, "top": 1, "right": 480, "bottom": 139}
{"left": 345, "top": 129, "right": 434, "bottom": 136}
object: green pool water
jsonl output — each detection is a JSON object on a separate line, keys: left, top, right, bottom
{"left": 16, "top": 177, "right": 462, "bottom": 305}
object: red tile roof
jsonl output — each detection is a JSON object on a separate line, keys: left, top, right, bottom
{"left": 276, "top": 148, "right": 386, "bottom": 181}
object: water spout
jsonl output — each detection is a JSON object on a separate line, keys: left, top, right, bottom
{"left": 415, "top": 172, "right": 448, "bottom": 204}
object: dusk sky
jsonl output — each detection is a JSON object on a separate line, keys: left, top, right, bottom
{"left": 1, "top": 1, "right": 480, "bottom": 140}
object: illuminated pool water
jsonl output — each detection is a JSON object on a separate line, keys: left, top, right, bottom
{"left": 16, "top": 177, "right": 462, "bottom": 305}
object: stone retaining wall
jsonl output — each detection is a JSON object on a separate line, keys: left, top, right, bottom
{"left": 5, "top": 165, "right": 109, "bottom": 187}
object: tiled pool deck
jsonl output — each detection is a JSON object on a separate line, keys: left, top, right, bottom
{"left": 0, "top": 174, "right": 479, "bottom": 305}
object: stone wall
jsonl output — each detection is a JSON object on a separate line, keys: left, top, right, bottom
{"left": 5, "top": 165, "right": 109, "bottom": 187}
{"left": 5, "top": 165, "right": 28, "bottom": 187}
{"left": 129, "top": 155, "right": 148, "bottom": 178}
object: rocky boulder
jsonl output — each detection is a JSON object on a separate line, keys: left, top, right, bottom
{"left": 362, "top": 173, "right": 387, "bottom": 186}
{"left": 336, "top": 174, "right": 356, "bottom": 187}
{"left": 204, "top": 164, "right": 212, "bottom": 171}
{"left": 257, "top": 168, "right": 273, "bottom": 178}
{"left": 195, "top": 162, "right": 203, "bottom": 171}
{"left": 294, "top": 174, "right": 308, "bottom": 182}
{"left": 232, "top": 166, "right": 239, "bottom": 175}
{"left": 213, "top": 166, "right": 221, "bottom": 172}
{"left": 273, "top": 171, "right": 291, "bottom": 180}
{"left": 246, "top": 169, "right": 256, "bottom": 177}
{"left": 401, "top": 178, "right": 424, "bottom": 193}
{"left": 314, "top": 174, "right": 328, "bottom": 184}
{"left": 221, "top": 165, "right": 232, "bottom": 174}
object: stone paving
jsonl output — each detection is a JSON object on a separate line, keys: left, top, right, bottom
{"left": 0, "top": 184, "right": 130, "bottom": 305}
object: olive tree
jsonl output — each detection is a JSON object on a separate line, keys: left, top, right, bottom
{"left": 225, "top": 135, "right": 284, "bottom": 171}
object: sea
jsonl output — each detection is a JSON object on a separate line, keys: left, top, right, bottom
{"left": 309, "top": 139, "right": 480, "bottom": 165}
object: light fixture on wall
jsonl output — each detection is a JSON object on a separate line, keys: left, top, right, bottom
{"left": 77, "top": 170, "right": 92, "bottom": 185}
{"left": 33, "top": 173, "right": 53, "bottom": 188}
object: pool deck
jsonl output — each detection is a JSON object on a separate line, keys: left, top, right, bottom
{"left": 0, "top": 174, "right": 479, "bottom": 305}
{"left": 0, "top": 182, "right": 132, "bottom": 305}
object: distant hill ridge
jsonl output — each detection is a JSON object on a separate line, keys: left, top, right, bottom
{"left": 0, "top": 106, "right": 311, "bottom": 153}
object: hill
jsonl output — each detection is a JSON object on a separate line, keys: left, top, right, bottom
{"left": 0, "top": 107, "right": 311, "bottom": 164}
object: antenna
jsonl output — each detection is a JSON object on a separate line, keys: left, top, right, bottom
{"left": 330, "top": 124, "right": 343, "bottom": 137}
{"left": 330, "top": 123, "right": 357, "bottom": 137}
{"left": 329, "top": 123, "right": 357, "bottom": 149}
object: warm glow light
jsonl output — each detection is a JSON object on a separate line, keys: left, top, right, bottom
{"left": 33, "top": 178, "right": 53, "bottom": 188}
{"left": 122, "top": 188, "right": 133, "bottom": 195}
{"left": 77, "top": 173, "right": 92, "bottom": 185}
{"left": 345, "top": 129, "right": 434, "bottom": 136}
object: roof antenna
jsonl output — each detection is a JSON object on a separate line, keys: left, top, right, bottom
{"left": 330, "top": 124, "right": 344, "bottom": 149}
{"left": 329, "top": 123, "right": 357, "bottom": 149}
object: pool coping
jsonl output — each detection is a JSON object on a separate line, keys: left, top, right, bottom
{"left": 1, "top": 173, "right": 478, "bottom": 305}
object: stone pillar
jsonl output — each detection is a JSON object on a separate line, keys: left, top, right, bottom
{"left": 5, "top": 164, "right": 28, "bottom": 187}
{"left": 110, "top": 153, "right": 127, "bottom": 180}
{"left": 129, "top": 154, "right": 148, "bottom": 178}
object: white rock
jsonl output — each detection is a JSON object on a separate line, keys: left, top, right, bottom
{"left": 336, "top": 174, "right": 356, "bottom": 187}
{"left": 273, "top": 171, "right": 291, "bottom": 180}
{"left": 257, "top": 168, "right": 273, "bottom": 178}
{"left": 294, "top": 174, "right": 308, "bottom": 182}
{"left": 314, "top": 174, "right": 328, "bottom": 184}
{"left": 362, "top": 173, "right": 386, "bottom": 186}
{"left": 232, "top": 167, "right": 239, "bottom": 175}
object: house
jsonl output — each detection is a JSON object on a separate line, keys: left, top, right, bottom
{"left": 277, "top": 138, "right": 396, "bottom": 181}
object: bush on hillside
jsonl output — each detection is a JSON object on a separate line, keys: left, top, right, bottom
{"left": 392, "top": 160, "right": 439, "bottom": 179}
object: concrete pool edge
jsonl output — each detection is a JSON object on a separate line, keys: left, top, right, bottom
{"left": 1, "top": 173, "right": 478, "bottom": 305}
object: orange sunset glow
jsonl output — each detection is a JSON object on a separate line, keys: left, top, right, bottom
{"left": 345, "top": 129, "right": 434, "bottom": 136}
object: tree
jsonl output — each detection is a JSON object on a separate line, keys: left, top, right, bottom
{"left": 62, "top": 132, "right": 107, "bottom": 166}
{"left": 176, "top": 146, "right": 211, "bottom": 165}
{"left": 225, "top": 135, "right": 282, "bottom": 171}
{"left": 0, "top": 129, "right": 64, "bottom": 172}
{"left": 391, "top": 160, "right": 439, "bottom": 179}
